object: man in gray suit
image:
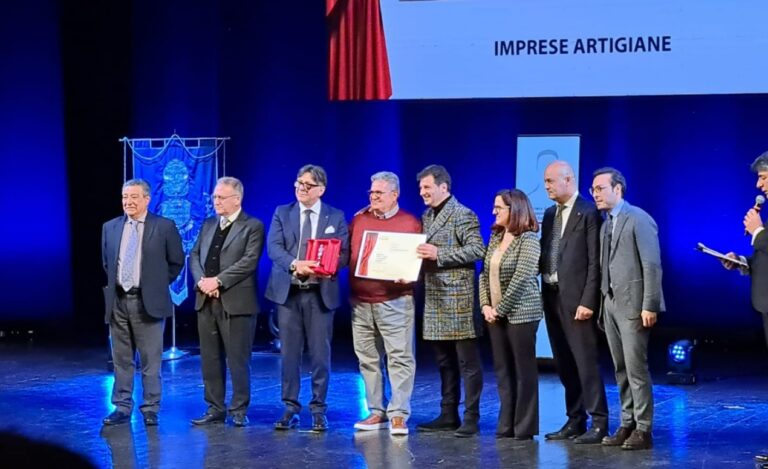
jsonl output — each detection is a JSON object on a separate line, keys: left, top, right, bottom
{"left": 590, "top": 167, "right": 664, "bottom": 450}
{"left": 101, "top": 179, "right": 184, "bottom": 426}
{"left": 415, "top": 164, "right": 486, "bottom": 438}
{"left": 189, "top": 177, "right": 264, "bottom": 427}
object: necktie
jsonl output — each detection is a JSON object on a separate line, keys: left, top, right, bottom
{"left": 546, "top": 204, "right": 563, "bottom": 274}
{"left": 298, "top": 209, "right": 313, "bottom": 260}
{"left": 220, "top": 216, "right": 231, "bottom": 230}
{"left": 601, "top": 215, "right": 614, "bottom": 296}
{"left": 120, "top": 220, "right": 139, "bottom": 291}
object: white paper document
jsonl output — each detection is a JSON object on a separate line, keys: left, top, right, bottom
{"left": 355, "top": 230, "right": 427, "bottom": 282}
{"left": 695, "top": 242, "right": 748, "bottom": 268}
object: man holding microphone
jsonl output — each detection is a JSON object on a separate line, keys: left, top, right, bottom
{"left": 721, "top": 152, "right": 768, "bottom": 467}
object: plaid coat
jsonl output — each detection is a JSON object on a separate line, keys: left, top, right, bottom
{"left": 479, "top": 231, "right": 543, "bottom": 324}
{"left": 421, "top": 196, "right": 486, "bottom": 340}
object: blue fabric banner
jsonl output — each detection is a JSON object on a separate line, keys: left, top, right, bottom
{"left": 130, "top": 135, "right": 219, "bottom": 305}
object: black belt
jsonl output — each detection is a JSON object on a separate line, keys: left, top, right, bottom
{"left": 291, "top": 283, "right": 319, "bottom": 292}
{"left": 118, "top": 287, "right": 141, "bottom": 296}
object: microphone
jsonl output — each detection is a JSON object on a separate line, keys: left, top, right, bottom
{"left": 755, "top": 195, "right": 766, "bottom": 211}
{"left": 745, "top": 195, "right": 765, "bottom": 235}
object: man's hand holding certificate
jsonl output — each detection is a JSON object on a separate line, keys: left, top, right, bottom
{"left": 355, "top": 230, "right": 427, "bottom": 282}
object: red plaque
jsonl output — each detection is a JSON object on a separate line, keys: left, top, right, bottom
{"left": 305, "top": 238, "right": 341, "bottom": 276}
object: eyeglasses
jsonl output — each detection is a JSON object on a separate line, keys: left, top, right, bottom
{"left": 295, "top": 180, "right": 321, "bottom": 191}
{"left": 492, "top": 206, "right": 510, "bottom": 212}
{"left": 367, "top": 190, "right": 393, "bottom": 197}
{"left": 589, "top": 184, "right": 612, "bottom": 196}
{"left": 211, "top": 194, "right": 239, "bottom": 201}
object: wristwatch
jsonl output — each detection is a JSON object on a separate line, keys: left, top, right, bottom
{"left": 289, "top": 260, "right": 297, "bottom": 273}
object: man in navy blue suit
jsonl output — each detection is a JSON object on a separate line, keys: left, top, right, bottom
{"left": 101, "top": 179, "right": 184, "bottom": 426}
{"left": 265, "top": 164, "right": 349, "bottom": 432}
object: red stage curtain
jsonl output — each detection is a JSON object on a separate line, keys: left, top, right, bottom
{"left": 327, "top": 0, "right": 392, "bottom": 100}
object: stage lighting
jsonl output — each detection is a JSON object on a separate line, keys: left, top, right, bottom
{"left": 666, "top": 339, "right": 696, "bottom": 385}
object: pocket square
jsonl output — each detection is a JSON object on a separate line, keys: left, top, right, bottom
{"left": 324, "top": 225, "right": 336, "bottom": 234}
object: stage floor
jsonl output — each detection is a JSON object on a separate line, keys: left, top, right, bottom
{"left": 1, "top": 341, "right": 768, "bottom": 468}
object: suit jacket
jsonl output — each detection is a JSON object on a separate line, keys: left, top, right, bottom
{"left": 480, "top": 231, "right": 543, "bottom": 324}
{"left": 540, "top": 195, "right": 602, "bottom": 313}
{"left": 264, "top": 201, "right": 349, "bottom": 310}
{"left": 421, "top": 196, "right": 486, "bottom": 340}
{"left": 101, "top": 212, "right": 184, "bottom": 323}
{"left": 189, "top": 211, "right": 264, "bottom": 315}
{"left": 600, "top": 200, "right": 665, "bottom": 317}
{"left": 749, "top": 225, "right": 768, "bottom": 313}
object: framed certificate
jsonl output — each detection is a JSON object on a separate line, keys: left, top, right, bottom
{"left": 355, "top": 230, "right": 427, "bottom": 282}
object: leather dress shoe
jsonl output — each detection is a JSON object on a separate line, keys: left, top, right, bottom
{"left": 232, "top": 414, "right": 249, "bottom": 427}
{"left": 417, "top": 411, "right": 461, "bottom": 432}
{"left": 191, "top": 412, "right": 226, "bottom": 426}
{"left": 454, "top": 419, "right": 479, "bottom": 438}
{"left": 621, "top": 430, "right": 652, "bottom": 450}
{"left": 544, "top": 421, "right": 586, "bottom": 440}
{"left": 495, "top": 430, "right": 514, "bottom": 439}
{"left": 512, "top": 435, "right": 533, "bottom": 441}
{"left": 312, "top": 413, "right": 329, "bottom": 432}
{"left": 756, "top": 454, "right": 768, "bottom": 463}
{"left": 103, "top": 410, "right": 130, "bottom": 426}
{"left": 601, "top": 425, "right": 635, "bottom": 446}
{"left": 274, "top": 411, "right": 300, "bottom": 430}
{"left": 573, "top": 426, "right": 606, "bottom": 444}
{"left": 142, "top": 411, "right": 158, "bottom": 426}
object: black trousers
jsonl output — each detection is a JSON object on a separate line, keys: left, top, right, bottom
{"left": 277, "top": 287, "right": 334, "bottom": 415}
{"left": 430, "top": 338, "right": 483, "bottom": 419}
{"left": 542, "top": 283, "right": 608, "bottom": 428}
{"left": 487, "top": 319, "right": 539, "bottom": 436}
{"left": 197, "top": 298, "right": 256, "bottom": 417}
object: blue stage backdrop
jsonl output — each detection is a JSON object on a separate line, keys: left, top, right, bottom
{"left": 0, "top": 1, "right": 72, "bottom": 321}
{"left": 130, "top": 136, "right": 219, "bottom": 305}
{"left": 3, "top": 1, "right": 768, "bottom": 343}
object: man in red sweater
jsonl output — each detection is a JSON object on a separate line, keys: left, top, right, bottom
{"left": 349, "top": 171, "right": 422, "bottom": 436}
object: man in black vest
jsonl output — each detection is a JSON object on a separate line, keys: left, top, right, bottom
{"left": 722, "top": 152, "right": 768, "bottom": 466}
{"left": 189, "top": 177, "right": 264, "bottom": 427}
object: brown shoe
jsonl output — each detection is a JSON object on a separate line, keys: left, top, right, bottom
{"left": 354, "top": 414, "right": 388, "bottom": 431}
{"left": 601, "top": 426, "right": 635, "bottom": 446}
{"left": 389, "top": 417, "right": 409, "bottom": 436}
{"left": 621, "top": 430, "right": 653, "bottom": 450}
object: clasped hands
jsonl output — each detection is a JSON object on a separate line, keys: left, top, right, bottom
{"left": 198, "top": 277, "right": 220, "bottom": 298}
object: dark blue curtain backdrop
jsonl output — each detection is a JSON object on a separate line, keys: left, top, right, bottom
{"left": 3, "top": 1, "right": 767, "bottom": 340}
{"left": 0, "top": 2, "right": 72, "bottom": 320}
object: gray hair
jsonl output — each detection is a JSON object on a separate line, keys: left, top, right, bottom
{"left": 371, "top": 171, "right": 400, "bottom": 192}
{"left": 123, "top": 178, "right": 151, "bottom": 196}
{"left": 751, "top": 151, "right": 768, "bottom": 173}
{"left": 593, "top": 167, "right": 627, "bottom": 197}
{"left": 416, "top": 164, "right": 452, "bottom": 191}
{"left": 217, "top": 176, "right": 244, "bottom": 198}
{"left": 297, "top": 164, "right": 328, "bottom": 187}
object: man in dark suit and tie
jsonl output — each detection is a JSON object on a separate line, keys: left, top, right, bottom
{"left": 189, "top": 177, "right": 264, "bottom": 427}
{"left": 540, "top": 161, "right": 608, "bottom": 444}
{"left": 265, "top": 164, "right": 349, "bottom": 432}
{"left": 101, "top": 179, "right": 184, "bottom": 426}
{"left": 591, "top": 167, "right": 664, "bottom": 450}
{"left": 721, "top": 152, "right": 768, "bottom": 467}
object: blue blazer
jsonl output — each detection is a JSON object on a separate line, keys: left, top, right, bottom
{"left": 265, "top": 201, "right": 349, "bottom": 310}
{"left": 101, "top": 212, "right": 184, "bottom": 323}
